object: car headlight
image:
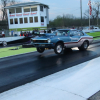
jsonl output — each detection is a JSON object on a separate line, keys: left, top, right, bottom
{"left": 47, "top": 39, "right": 51, "bottom": 43}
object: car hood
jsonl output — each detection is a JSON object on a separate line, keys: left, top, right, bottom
{"left": 43, "top": 33, "right": 56, "bottom": 37}
{"left": 32, "top": 33, "right": 56, "bottom": 40}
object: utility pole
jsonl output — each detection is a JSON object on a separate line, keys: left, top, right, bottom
{"left": 97, "top": 5, "right": 99, "bottom": 26}
{"left": 3, "top": 0, "right": 6, "bottom": 20}
{"left": 62, "top": 14, "right": 64, "bottom": 28}
{"left": 80, "top": 0, "right": 82, "bottom": 27}
{"left": 96, "top": 2, "right": 100, "bottom": 27}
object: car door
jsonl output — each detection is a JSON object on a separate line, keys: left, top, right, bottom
{"left": 68, "top": 31, "right": 81, "bottom": 48}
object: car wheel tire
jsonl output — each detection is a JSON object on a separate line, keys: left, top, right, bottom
{"left": 2, "top": 41, "right": 7, "bottom": 47}
{"left": 54, "top": 43, "right": 63, "bottom": 54}
{"left": 37, "top": 47, "right": 45, "bottom": 53}
{"left": 78, "top": 41, "right": 89, "bottom": 51}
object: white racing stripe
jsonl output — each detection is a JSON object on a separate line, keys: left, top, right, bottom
{"left": 0, "top": 57, "right": 100, "bottom": 100}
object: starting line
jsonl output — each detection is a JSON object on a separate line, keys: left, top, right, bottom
{"left": 0, "top": 57, "right": 100, "bottom": 100}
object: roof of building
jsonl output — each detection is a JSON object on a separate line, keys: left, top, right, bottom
{"left": 4, "top": 2, "right": 49, "bottom": 9}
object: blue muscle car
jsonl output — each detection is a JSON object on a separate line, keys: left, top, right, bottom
{"left": 31, "top": 29, "right": 93, "bottom": 54}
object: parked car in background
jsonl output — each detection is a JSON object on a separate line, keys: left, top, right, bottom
{"left": 31, "top": 29, "right": 93, "bottom": 54}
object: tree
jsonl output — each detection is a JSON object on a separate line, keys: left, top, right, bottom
{"left": 84, "top": 1, "right": 100, "bottom": 26}
{"left": 0, "top": 0, "right": 17, "bottom": 20}
{"left": 93, "top": 1, "right": 100, "bottom": 26}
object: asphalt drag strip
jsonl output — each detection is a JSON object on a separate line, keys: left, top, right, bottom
{"left": 89, "top": 91, "right": 100, "bottom": 100}
{"left": 0, "top": 42, "right": 100, "bottom": 94}
{"left": 0, "top": 56, "right": 100, "bottom": 100}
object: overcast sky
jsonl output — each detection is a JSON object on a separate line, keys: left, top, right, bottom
{"left": 19, "top": 0, "right": 98, "bottom": 20}
{"left": 0, "top": 0, "right": 99, "bottom": 20}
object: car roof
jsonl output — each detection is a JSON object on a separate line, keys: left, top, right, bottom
{"left": 70, "top": 29, "right": 77, "bottom": 31}
{"left": 57, "top": 29, "right": 70, "bottom": 30}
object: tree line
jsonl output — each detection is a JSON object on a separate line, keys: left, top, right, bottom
{"left": 48, "top": 15, "right": 88, "bottom": 28}
{"left": 49, "top": 1, "right": 100, "bottom": 28}
{"left": 48, "top": 14, "right": 100, "bottom": 28}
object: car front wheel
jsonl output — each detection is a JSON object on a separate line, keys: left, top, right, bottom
{"left": 78, "top": 41, "right": 89, "bottom": 51}
{"left": 54, "top": 43, "right": 63, "bottom": 54}
{"left": 37, "top": 47, "right": 45, "bottom": 53}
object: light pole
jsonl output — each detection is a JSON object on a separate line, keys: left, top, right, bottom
{"left": 4, "top": 0, "right": 6, "bottom": 7}
{"left": 80, "top": 0, "right": 82, "bottom": 27}
{"left": 3, "top": 0, "right": 6, "bottom": 20}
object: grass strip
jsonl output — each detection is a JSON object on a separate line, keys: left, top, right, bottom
{"left": 93, "top": 37, "right": 100, "bottom": 40}
{"left": 0, "top": 45, "right": 36, "bottom": 58}
{"left": 87, "top": 32, "right": 100, "bottom": 37}
{"left": 0, "top": 31, "right": 100, "bottom": 58}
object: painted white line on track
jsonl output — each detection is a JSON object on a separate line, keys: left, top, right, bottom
{"left": 0, "top": 57, "right": 100, "bottom": 100}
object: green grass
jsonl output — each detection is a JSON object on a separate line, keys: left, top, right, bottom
{"left": 0, "top": 46, "right": 36, "bottom": 58}
{"left": 93, "top": 37, "right": 100, "bottom": 40}
{"left": 0, "top": 31, "right": 100, "bottom": 58}
{"left": 87, "top": 32, "right": 100, "bottom": 37}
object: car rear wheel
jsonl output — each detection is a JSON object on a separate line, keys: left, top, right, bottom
{"left": 37, "top": 47, "right": 45, "bottom": 53}
{"left": 78, "top": 41, "right": 88, "bottom": 51}
{"left": 2, "top": 41, "right": 7, "bottom": 47}
{"left": 54, "top": 43, "right": 63, "bottom": 54}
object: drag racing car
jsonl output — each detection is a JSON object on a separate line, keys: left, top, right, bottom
{"left": 31, "top": 29, "right": 93, "bottom": 54}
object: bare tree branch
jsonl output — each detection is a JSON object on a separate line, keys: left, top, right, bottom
{"left": 84, "top": 1, "right": 100, "bottom": 26}
{"left": 0, "top": 0, "right": 17, "bottom": 20}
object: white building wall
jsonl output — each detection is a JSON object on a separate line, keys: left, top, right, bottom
{"left": 7, "top": 5, "right": 49, "bottom": 30}
{"left": 46, "top": 8, "right": 49, "bottom": 24}
{"left": 7, "top": 9, "right": 10, "bottom": 29}
{"left": 40, "top": 6, "right": 47, "bottom": 27}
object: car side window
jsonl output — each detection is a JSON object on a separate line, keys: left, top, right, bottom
{"left": 70, "top": 31, "right": 77, "bottom": 36}
{"left": 57, "top": 32, "right": 62, "bottom": 36}
{"left": 80, "top": 31, "right": 84, "bottom": 36}
{"left": 70, "top": 31, "right": 74, "bottom": 36}
{"left": 74, "top": 31, "right": 78, "bottom": 36}
{"left": 76, "top": 31, "right": 81, "bottom": 36}
{"left": 76, "top": 31, "right": 84, "bottom": 36}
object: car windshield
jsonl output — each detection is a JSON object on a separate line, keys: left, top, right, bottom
{"left": 58, "top": 30, "right": 69, "bottom": 34}
{"left": 53, "top": 30, "right": 69, "bottom": 36}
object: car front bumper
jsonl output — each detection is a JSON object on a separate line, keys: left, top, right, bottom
{"left": 33, "top": 43, "right": 55, "bottom": 48}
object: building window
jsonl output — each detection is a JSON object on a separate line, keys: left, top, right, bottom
{"left": 23, "top": 7, "right": 30, "bottom": 12}
{"left": 41, "top": 16, "right": 44, "bottom": 22}
{"left": 10, "top": 19, "right": 13, "bottom": 24}
{"left": 16, "top": 8, "right": 22, "bottom": 13}
{"left": 9, "top": 9, "right": 15, "bottom": 14}
{"left": 29, "top": 17, "right": 33, "bottom": 23}
{"left": 40, "top": 6, "right": 43, "bottom": 11}
{"left": 34, "top": 16, "right": 38, "bottom": 22}
{"left": 14, "top": 18, "right": 18, "bottom": 24}
{"left": 24, "top": 17, "right": 28, "bottom": 23}
{"left": 31, "top": 6, "right": 37, "bottom": 12}
{"left": 19, "top": 18, "right": 23, "bottom": 24}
